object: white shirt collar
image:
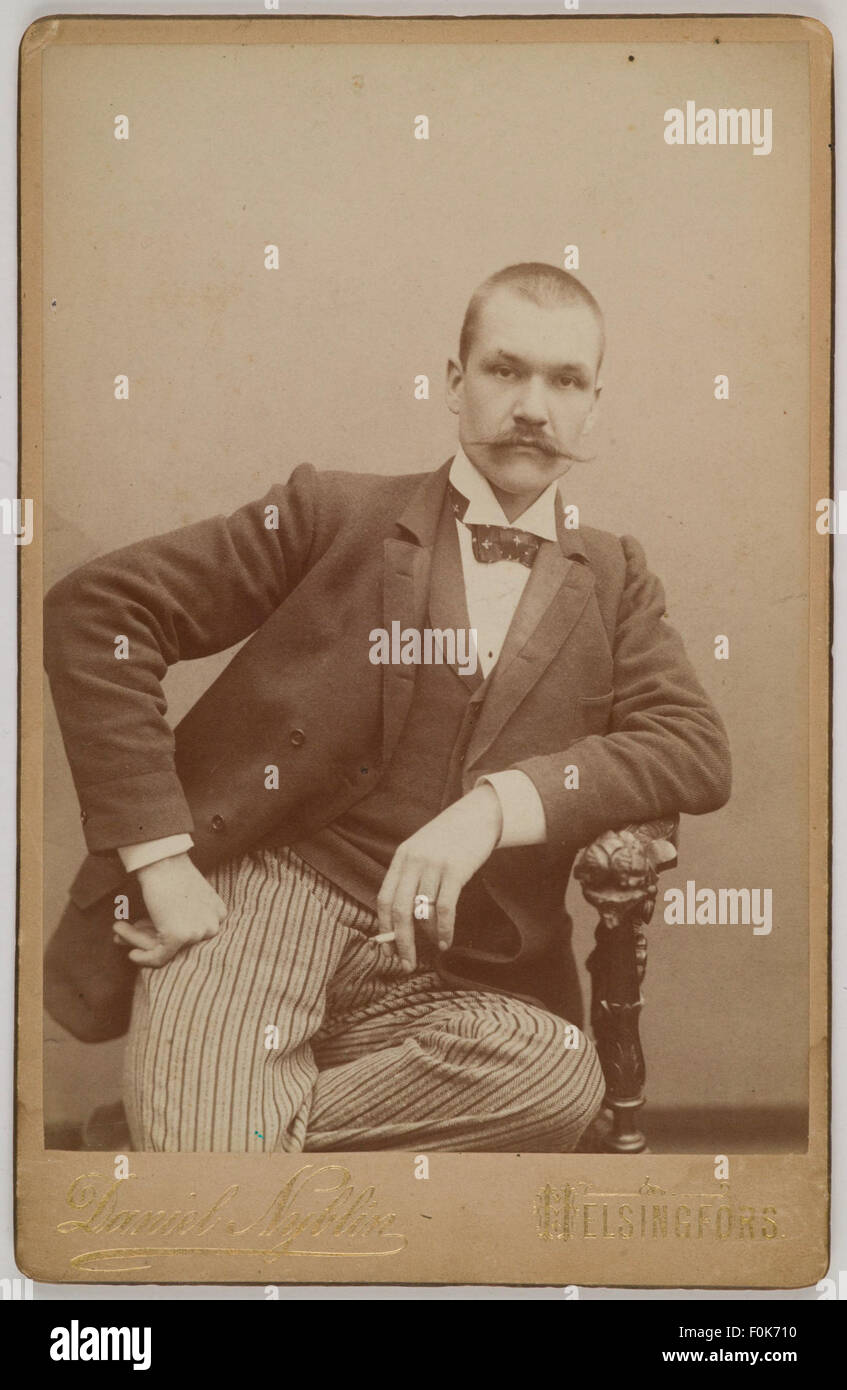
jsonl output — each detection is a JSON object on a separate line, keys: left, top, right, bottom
{"left": 449, "top": 444, "right": 559, "bottom": 542}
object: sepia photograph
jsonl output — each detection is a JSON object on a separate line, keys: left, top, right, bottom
{"left": 16, "top": 13, "right": 830, "bottom": 1286}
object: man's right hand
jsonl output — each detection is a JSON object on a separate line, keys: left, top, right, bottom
{"left": 112, "top": 853, "right": 228, "bottom": 967}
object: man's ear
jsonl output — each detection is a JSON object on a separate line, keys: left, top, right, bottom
{"left": 445, "top": 356, "right": 464, "bottom": 416}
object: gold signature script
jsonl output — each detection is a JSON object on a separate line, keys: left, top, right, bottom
{"left": 58, "top": 1163, "right": 407, "bottom": 1273}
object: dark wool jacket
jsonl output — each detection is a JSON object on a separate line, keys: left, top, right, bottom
{"left": 43, "top": 459, "right": 732, "bottom": 1041}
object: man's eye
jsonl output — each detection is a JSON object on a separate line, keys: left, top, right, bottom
{"left": 557, "top": 375, "right": 577, "bottom": 388}
{"left": 493, "top": 366, "right": 513, "bottom": 379}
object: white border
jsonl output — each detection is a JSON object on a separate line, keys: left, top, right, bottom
{"left": 1, "top": 0, "right": 841, "bottom": 1302}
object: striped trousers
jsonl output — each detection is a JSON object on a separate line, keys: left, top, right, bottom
{"left": 123, "top": 847, "right": 605, "bottom": 1153}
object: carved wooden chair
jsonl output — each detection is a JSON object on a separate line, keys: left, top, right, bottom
{"left": 573, "top": 817, "right": 679, "bottom": 1154}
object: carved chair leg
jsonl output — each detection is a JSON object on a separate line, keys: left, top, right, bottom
{"left": 573, "top": 820, "right": 678, "bottom": 1155}
{"left": 586, "top": 918, "right": 648, "bottom": 1152}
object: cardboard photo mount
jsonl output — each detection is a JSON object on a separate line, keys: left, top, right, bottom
{"left": 16, "top": 13, "right": 832, "bottom": 1287}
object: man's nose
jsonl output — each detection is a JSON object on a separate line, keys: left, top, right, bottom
{"left": 513, "top": 377, "right": 549, "bottom": 425}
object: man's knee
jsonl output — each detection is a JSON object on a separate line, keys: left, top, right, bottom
{"left": 504, "top": 1012, "right": 606, "bottom": 1149}
{"left": 548, "top": 1025, "right": 605, "bottom": 1145}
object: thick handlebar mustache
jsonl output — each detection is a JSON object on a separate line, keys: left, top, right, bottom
{"left": 464, "top": 433, "right": 596, "bottom": 463}
{"left": 468, "top": 432, "right": 561, "bottom": 455}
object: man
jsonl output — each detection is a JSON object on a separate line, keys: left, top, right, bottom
{"left": 44, "top": 263, "right": 731, "bottom": 1153}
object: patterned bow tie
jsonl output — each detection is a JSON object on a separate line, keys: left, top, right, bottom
{"left": 449, "top": 484, "right": 543, "bottom": 569}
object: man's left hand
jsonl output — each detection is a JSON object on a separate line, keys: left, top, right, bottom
{"left": 376, "top": 783, "right": 503, "bottom": 971}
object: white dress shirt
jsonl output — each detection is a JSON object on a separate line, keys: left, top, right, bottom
{"left": 118, "top": 448, "right": 553, "bottom": 871}
{"left": 448, "top": 446, "right": 552, "bottom": 848}
{"left": 448, "top": 445, "right": 559, "bottom": 675}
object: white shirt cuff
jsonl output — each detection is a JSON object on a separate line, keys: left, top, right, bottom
{"left": 117, "top": 834, "right": 195, "bottom": 873}
{"left": 477, "top": 770, "right": 548, "bottom": 848}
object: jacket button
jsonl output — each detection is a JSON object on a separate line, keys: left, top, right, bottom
{"left": 289, "top": 728, "right": 306, "bottom": 747}
{"left": 210, "top": 814, "right": 226, "bottom": 833}
{"left": 80, "top": 810, "right": 88, "bottom": 825}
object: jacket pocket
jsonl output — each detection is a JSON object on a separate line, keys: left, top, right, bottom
{"left": 576, "top": 689, "right": 615, "bottom": 733}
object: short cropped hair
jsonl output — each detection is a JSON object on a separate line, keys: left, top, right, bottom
{"left": 458, "top": 262, "right": 605, "bottom": 372}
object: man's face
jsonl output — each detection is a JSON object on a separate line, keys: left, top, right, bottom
{"left": 446, "top": 288, "right": 603, "bottom": 515}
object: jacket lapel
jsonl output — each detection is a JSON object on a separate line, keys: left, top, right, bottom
{"left": 381, "top": 460, "right": 453, "bottom": 763}
{"left": 466, "top": 499, "right": 596, "bottom": 765}
{"left": 427, "top": 491, "right": 484, "bottom": 694}
{"left": 381, "top": 541, "right": 430, "bottom": 764}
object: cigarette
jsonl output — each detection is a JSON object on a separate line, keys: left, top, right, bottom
{"left": 371, "top": 931, "right": 397, "bottom": 943}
